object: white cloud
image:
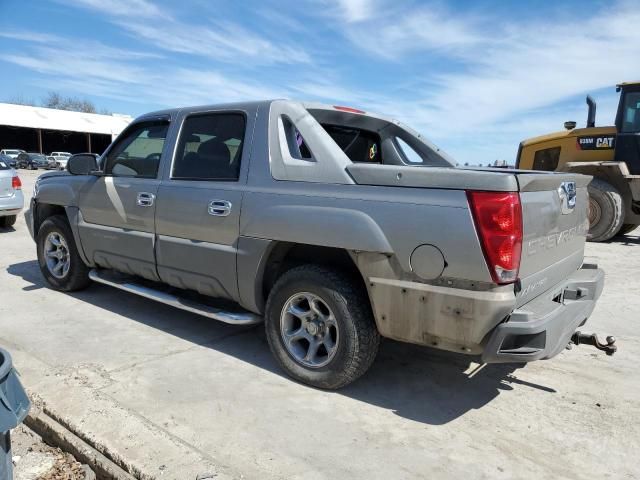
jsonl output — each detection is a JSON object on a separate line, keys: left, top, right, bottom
{"left": 346, "top": 7, "right": 484, "bottom": 57}
{"left": 322, "top": 0, "right": 640, "bottom": 164}
{"left": 61, "top": 0, "right": 312, "bottom": 65}
{"left": 336, "top": 0, "right": 377, "bottom": 22}
{"left": 0, "top": 33, "right": 289, "bottom": 111}
{"left": 58, "top": 0, "right": 166, "bottom": 19}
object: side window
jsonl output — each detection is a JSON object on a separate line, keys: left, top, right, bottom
{"left": 396, "top": 137, "right": 424, "bottom": 164}
{"left": 172, "top": 113, "right": 245, "bottom": 181}
{"left": 532, "top": 147, "right": 560, "bottom": 171}
{"left": 104, "top": 122, "right": 168, "bottom": 178}
{"left": 281, "top": 116, "right": 313, "bottom": 160}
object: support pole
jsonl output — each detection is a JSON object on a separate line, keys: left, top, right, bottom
{"left": 37, "top": 129, "right": 43, "bottom": 153}
{"left": 86, "top": 133, "right": 92, "bottom": 153}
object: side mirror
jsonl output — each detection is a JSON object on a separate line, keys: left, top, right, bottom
{"left": 68, "top": 153, "right": 99, "bottom": 175}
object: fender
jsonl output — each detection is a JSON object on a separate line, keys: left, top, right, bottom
{"left": 241, "top": 204, "right": 393, "bottom": 253}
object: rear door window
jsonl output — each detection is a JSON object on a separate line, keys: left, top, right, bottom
{"left": 172, "top": 112, "right": 246, "bottom": 181}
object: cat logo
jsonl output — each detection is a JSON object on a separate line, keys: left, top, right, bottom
{"left": 577, "top": 135, "right": 616, "bottom": 150}
{"left": 596, "top": 137, "right": 615, "bottom": 148}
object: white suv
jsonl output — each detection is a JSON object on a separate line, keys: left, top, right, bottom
{"left": 48, "top": 152, "right": 72, "bottom": 170}
{"left": 0, "top": 149, "right": 25, "bottom": 159}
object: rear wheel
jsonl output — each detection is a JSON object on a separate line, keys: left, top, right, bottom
{"left": 37, "top": 215, "right": 91, "bottom": 291}
{"left": 265, "top": 264, "right": 380, "bottom": 389}
{"left": 617, "top": 223, "right": 639, "bottom": 236}
{"left": 0, "top": 215, "right": 17, "bottom": 228}
{"left": 587, "top": 178, "right": 624, "bottom": 242}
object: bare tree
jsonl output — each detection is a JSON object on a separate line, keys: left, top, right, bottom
{"left": 3, "top": 94, "right": 36, "bottom": 106}
{"left": 42, "top": 91, "right": 98, "bottom": 113}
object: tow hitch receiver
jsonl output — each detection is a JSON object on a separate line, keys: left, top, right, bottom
{"left": 570, "top": 331, "right": 617, "bottom": 356}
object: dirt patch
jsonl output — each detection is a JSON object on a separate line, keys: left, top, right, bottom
{"left": 11, "top": 425, "right": 90, "bottom": 480}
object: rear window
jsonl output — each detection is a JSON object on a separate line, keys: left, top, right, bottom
{"left": 532, "top": 147, "right": 560, "bottom": 171}
{"left": 322, "top": 124, "right": 381, "bottom": 163}
{"left": 0, "top": 158, "right": 10, "bottom": 170}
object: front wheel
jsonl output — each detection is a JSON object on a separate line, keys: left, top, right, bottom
{"left": 587, "top": 178, "right": 624, "bottom": 242}
{"left": 37, "top": 215, "right": 91, "bottom": 291}
{"left": 265, "top": 265, "right": 380, "bottom": 389}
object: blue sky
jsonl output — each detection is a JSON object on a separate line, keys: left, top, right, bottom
{"left": 1, "top": 0, "right": 638, "bottom": 164}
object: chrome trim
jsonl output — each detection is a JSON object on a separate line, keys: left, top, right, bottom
{"left": 208, "top": 199, "right": 232, "bottom": 216}
{"left": 136, "top": 192, "right": 155, "bottom": 207}
{"left": 89, "top": 269, "right": 262, "bottom": 325}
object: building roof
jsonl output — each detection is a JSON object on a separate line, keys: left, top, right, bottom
{"left": 0, "top": 102, "right": 132, "bottom": 136}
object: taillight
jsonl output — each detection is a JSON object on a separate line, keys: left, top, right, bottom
{"left": 12, "top": 176, "right": 21, "bottom": 190}
{"left": 467, "top": 191, "right": 522, "bottom": 284}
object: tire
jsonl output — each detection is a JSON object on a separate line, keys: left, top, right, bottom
{"left": 587, "top": 178, "right": 624, "bottom": 242}
{"left": 617, "top": 223, "right": 639, "bottom": 236}
{"left": 36, "top": 215, "right": 91, "bottom": 291}
{"left": 265, "top": 264, "right": 380, "bottom": 389}
{"left": 1, "top": 215, "right": 17, "bottom": 228}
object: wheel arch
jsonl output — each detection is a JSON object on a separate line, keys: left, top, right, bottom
{"left": 34, "top": 203, "right": 91, "bottom": 266}
{"left": 241, "top": 240, "right": 369, "bottom": 315}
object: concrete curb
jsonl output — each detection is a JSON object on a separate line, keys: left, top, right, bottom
{"left": 24, "top": 407, "right": 137, "bottom": 480}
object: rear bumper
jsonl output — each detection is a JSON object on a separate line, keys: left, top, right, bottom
{"left": 0, "top": 191, "right": 23, "bottom": 216}
{"left": 481, "top": 264, "right": 604, "bottom": 363}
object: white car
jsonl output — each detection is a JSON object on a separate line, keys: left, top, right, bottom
{"left": 48, "top": 152, "right": 72, "bottom": 170}
{"left": 0, "top": 158, "right": 23, "bottom": 228}
{"left": 0, "top": 149, "right": 25, "bottom": 159}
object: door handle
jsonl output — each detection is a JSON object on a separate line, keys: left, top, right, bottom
{"left": 137, "top": 192, "right": 155, "bottom": 207}
{"left": 208, "top": 200, "right": 232, "bottom": 217}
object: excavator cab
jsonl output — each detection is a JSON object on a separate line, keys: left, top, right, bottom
{"left": 614, "top": 83, "right": 640, "bottom": 175}
{"left": 517, "top": 82, "right": 640, "bottom": 242}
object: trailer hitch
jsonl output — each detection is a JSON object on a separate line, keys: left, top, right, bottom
{"left": 569, "top": 331, "right": 617, "bottom": 356}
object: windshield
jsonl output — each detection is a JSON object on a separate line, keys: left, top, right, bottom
{"left": 29, "top": 154, "right": 46, "bottom": 160}
{"left": 5, "top": 150, "right": 20, "bottom": 155}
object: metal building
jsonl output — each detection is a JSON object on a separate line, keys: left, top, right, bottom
{"left": 0, "top": 102, "right": 132, "bottom": 155}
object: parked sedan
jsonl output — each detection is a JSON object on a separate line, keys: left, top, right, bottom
{"left": 0, "top": 158, "right": 23, "bottom": 228}
{"left": 16, "top": 152, "right": 48, "bottom": 170}
{"left": 0, "top": 153, "right": 16, "bottom": 168}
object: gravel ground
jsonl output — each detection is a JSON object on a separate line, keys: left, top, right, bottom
{"left": 11, "top": 425, "right": 89, "bottom": 480}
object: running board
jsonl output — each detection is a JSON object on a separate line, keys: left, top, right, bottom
{"left": 88, "top": 269, "right": 262, "bottom": 325}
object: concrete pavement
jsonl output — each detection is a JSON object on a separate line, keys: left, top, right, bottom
{"left": 1, "top": 169, "right": 639, "bottom": 479}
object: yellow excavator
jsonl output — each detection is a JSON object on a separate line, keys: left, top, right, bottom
{"left": 516, "top": 82, "right": 640, "bottom": 241}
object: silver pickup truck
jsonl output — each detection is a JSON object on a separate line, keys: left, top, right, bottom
{"left": 25, "top": 100, "right": 613, "bottom": 389}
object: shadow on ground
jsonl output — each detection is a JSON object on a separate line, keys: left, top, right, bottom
{"left": 8, "top": 259, "right": 556, "bottom": 425}
{"left": 609, "top": 232, "right": 640, "bottom": 246}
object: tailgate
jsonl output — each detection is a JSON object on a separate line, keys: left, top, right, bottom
{"left": 515, "top": 172, "right": 592, "bottom": 307}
